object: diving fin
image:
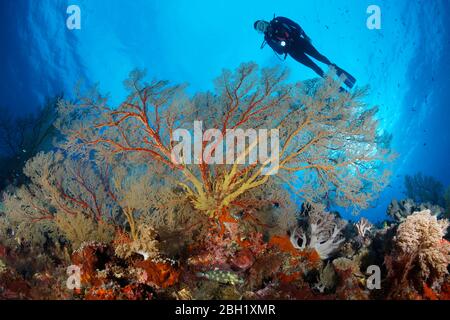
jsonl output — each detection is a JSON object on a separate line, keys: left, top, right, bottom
{"left": 333, "top": 65, "right": 357, "bottom": 89}
{"left": 338, "top": 86, "right": 348, "bottom": 93}
{"left": 343, "top": 77, "right": 356, "bottom": 89}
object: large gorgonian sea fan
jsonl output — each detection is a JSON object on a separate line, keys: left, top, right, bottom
{"left": 56, "top": 62, "right": 393, "bottom": 222}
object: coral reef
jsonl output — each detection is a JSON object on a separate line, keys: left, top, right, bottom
{"left": 404, "top": 173, "right": 444, "bottom": 205}
{"left": 392, "top": 210, "right": 448, "bottom": 285}
{"left": 56, "top": 63, "right": 391, "bottom": 225}
{"left": 354, "top": 218, "right": 373, "bottom": 239}
{"left": 314, "top": 263, "right": 337, "bottom": 293}
{"left": 0, "top": 259, "right": 6, "bottom": 274}
{"left": 387, "top": 198, "right": 443, "bottom": 222}
{"left": 196, "top": 270, "right": 244, "bottom": 285}
{"left": 0, "top": 64, "right": 448, "bottom": 301}
{"left": 0, "top": 204, "right": 449, "bottom": 300}
{"left": 290, "top": 203, "right": 346, "bottom": 259}
{"left": 115, "top": 224, "right": 160, "bottom": 261}
{"left": 384, "top": 210, "right": 450, "bottom": 299}
{"left": 444, "top": 187, "right": 450, "bottom": 219}
{"left": 69, "top": 240, "right": 179, "bottom": 298}
{"left": 56, "top": 212, "right": 115, "bottom": 250}
{"left": 332, "top": 257, "right": 369, "bottom": 300}
{"left": 0, "top": 96, "right": 60, "bottom": 191}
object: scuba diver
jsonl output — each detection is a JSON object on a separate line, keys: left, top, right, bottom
{"left": 254, "top": 16, "right": 356, "bottom": 89}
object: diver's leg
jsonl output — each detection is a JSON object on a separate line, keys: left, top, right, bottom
{"left": 299, "top": 39, "right": 356, "bottom": 87}
{"left": 295, "top": 39, "right": 356, "bottom": 88}
{"left": 301, "top": 38, "right": 332, "bottom": 65}
{"left": 289, "top": 50, "right": 325, "bottom": 77}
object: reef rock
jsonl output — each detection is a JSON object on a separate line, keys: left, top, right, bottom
{"left": 71, "top": 242, "right": 112, "bottom": 286}
{"left": 133, "top": 259, "right": 180, "bottom": 289}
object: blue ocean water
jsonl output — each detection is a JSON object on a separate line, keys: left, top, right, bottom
{"left": 1, "top": 0, "right": 449, "bottom": 222}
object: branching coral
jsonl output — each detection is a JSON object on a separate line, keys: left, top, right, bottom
{"left": 57, "top": 63, "right": 391, "bottom": 229}
{"left": 2, "top": 148, "right": 208, "bottom": 254}
{"left": 0, "top": 259, "right": 6, "bottom": 274}
{"left": 290, "top": 204, "right": 346, "bottom": 259}
{"left": 387, "top": 198, "right": 443, "bottom": 222}
{"left": 115, "top": 224, "right": 160, "bottom": 261}
{"left": 2, "top": 151, "right": 120, "bottom": 249}
{"left": 107, "top": 158, "right": 183, "bottom": 240}
{"left": 404, "top": 173, "right": 444, "bottom": 205}
{"left": 232, "top": 178, "right": 298, "bottom": 237}
{"left": 332, "top": 257, "right": 369, "bottom": 300}
{"left": 354, "top": 217, "right": 373, "bottom": 238}
{"left": 444, "top": 186, "right": 450, "bottom": 219}
{"left": 314, "top": 263, "right": 337, "bottom": 293}
{"left": 56, "top": 211, "right": 114, "bottom": 250}
{"left": 0, "top": 211, "right": 22, "bottom": 248}
{"left": 0, "top": 63, "right": 402, "bottom": 300}
{"left": 388, "top": 210, "right": 449, "bottom": 288}
{"left": 104, "top": 155, "right": 209, "bottom": 251}
{"left": 0, "top": 96, "right": 60, "bottom": 191}
{"left": 3, "top": 207, "right": 61, "bottom": 248}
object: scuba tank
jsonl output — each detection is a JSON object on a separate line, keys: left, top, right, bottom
{"left": 269, "top": 15, "right": 297, "bottom": 55}
{"left": 260, "top": 14, "right": 296, "bottom": 60}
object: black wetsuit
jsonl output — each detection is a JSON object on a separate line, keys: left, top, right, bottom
{"left": 264, "top": 16, "right": 332, "bottom": 77}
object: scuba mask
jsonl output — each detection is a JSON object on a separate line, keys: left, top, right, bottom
{"left": 254, "top": 20, "right": 269, "bottom": 34}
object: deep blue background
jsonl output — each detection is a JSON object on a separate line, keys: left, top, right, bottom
{"left": 1, "top": 0, "right": 449, "bottom": 222}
